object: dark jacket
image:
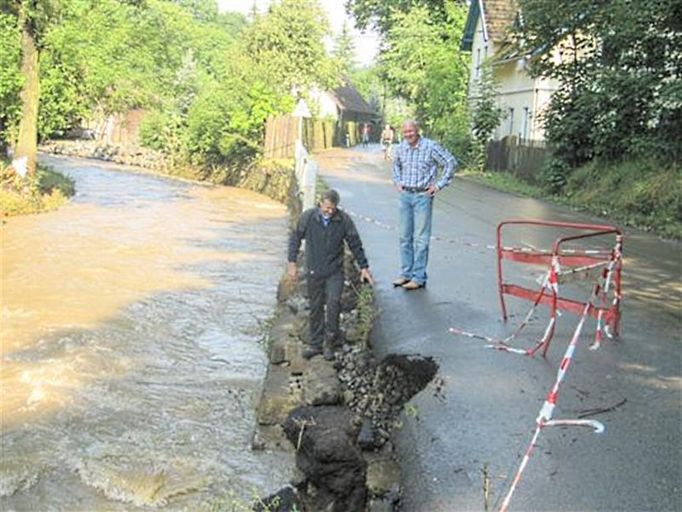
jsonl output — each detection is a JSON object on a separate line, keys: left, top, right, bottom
{"left": 288, "top": 207, "right": 369, "bottom": 278}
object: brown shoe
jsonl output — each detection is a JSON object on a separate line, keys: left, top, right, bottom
{"left": 392, "top": 277, "right": 410, "bottom": 287}
{"left": 402, "top": 280, "right": 425, "bottom": 290}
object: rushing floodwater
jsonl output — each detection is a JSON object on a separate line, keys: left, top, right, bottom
{"left": 1, "top": 155, "right": 293, "bottom": 510}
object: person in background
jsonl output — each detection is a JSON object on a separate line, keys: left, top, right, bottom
{"left": 288, "top": 189, "right": 374, "bottom": 360}
{"left": 361, "top": 123, "right": 370, "bottom": 147}
{"left": 391, "top": 120, "right": 457, "bottom": 290}
{"left": 381, "top": 124, "right": 395, "bottom": 160}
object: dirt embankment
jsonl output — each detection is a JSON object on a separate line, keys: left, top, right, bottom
{"left": 253, "top": 255, "right": 439, "bottom": 512}
{"left": 39, "top": 140, "right": 299, "bottom": 213}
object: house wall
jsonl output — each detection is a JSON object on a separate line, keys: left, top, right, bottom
{"left": 308, "top": 88, "right": 340, "bottom": 120}
{"left": 493, "top": 62, "right": 557, "bottom": 142}
{"left": 467, "top": 15, "right": 493, "bottom": 98}
{"left": 318, "top": 93, "right": 339, "bottom": 120}
{"left": 468, "top": 13, "right": 558, "bottom": 142}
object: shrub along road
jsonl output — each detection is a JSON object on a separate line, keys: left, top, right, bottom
{"left": 316, "top": 145, "right": 680, "bottom": 512}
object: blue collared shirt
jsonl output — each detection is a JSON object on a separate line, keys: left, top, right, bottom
{"left": 319, "top": 210, "right": 331, "bottom": 227}
{"left": 392, "top": 137, "right": 457, "bottom": 190}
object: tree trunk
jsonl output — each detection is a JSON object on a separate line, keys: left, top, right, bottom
{"left": 15, "top": 6, "right": 40, "bottom": 177}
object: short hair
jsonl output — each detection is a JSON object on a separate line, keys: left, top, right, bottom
{"left": 403, "top": 119, "right": 419, "bottom": 131}
{"left": 321, "top": 189, "right": 340, "bottom": 205}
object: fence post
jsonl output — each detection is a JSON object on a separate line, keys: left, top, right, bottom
{"left": 302, "top": 159, "right": 317, "bottom": 210}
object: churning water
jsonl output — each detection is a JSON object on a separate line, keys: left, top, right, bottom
{"left": 1, "top": 156, "right": 293, "bottom": 510}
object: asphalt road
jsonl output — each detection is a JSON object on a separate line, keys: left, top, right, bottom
{"left": 316, "top": 145, "right": 681, "bottom": 512}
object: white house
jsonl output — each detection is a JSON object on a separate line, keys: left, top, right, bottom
{"left": 309, "top": 84, "right": 376, "bottom": 124}
{"left": 461, "top": 0, "right": 558, "bottom": 142}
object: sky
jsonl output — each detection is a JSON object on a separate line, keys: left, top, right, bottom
{"left": 216, "top": 0, "right": 380, "bottom": 66}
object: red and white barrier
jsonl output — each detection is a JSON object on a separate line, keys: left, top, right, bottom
{"left": 498, "top": 243, "right": 621, "bottom": 511}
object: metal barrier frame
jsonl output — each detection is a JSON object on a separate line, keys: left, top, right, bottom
{"left": 497, "top": 220, "right": 623, "bottom": 356}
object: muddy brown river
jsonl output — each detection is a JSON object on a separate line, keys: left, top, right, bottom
{"left": 1, "top": 155, "right": 293, "bottom": 510}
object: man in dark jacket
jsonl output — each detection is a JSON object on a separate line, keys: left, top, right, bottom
{"left": 288, "top": 189, "right": 373, "bottom": 360}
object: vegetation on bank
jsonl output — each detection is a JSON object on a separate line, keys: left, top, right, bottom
{"left": 562, "top": 160, "right": 680, "bottom": 240}
{"left": 462, "top": 159, "right": 681, "bottom": 240}
{"left": 0, "top": 161, "right": 74, "bottom": 216}
{"left": 2, "top": 0, "right": 343, "bottom": 181}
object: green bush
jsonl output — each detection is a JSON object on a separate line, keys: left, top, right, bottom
{"left": 139, "top": 111, "right": 176, "bottom": 152}
{"left": 0, "top": 162, "right": 75, "bottom": 216}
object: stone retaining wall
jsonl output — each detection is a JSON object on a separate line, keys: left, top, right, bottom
{"left": 254, "top": 255, "right": 438, "bottom": 511}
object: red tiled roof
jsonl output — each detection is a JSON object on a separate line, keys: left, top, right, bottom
{"left": 482, "top": 0, "right": 518, "bottom": 43}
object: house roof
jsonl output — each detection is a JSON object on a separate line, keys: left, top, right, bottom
{"left": 329, "top": 85, "right": 375, "bottom": 115}
{"left": 461, "top": 0, "right": 518, "bottom": 51}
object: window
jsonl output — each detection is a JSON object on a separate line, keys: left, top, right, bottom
{"left": 475, "top": 48, "right": 481, "bottom": 78}
{"left": 508, "top": 108, "right": 515, "bottom": 135}
{"left": 522, "top": 107, "right": 529, "bottom": 140}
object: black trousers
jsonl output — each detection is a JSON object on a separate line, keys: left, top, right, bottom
{"left": 307, "top": 271, "right": 344, "bottom": 347}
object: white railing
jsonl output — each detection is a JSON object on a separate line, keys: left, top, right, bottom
{"left": 294, "top": 139, "right": 317, "bottom": 211}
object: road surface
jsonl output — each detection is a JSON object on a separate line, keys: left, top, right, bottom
{"left": 317, "top": 145, "right": 680, "bottom": 512}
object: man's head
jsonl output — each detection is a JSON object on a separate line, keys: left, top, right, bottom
{"left": 402, "top": 120, "right": 420, "bottom": 146}
{"left": 319, "top": 189, "right": 340, "bottom": 218}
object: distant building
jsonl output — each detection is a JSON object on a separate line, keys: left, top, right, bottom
{"left": 461, "top": 0, "right": 558, "bottom": 142}
{"left": 312, "top": 83, "right": 376, "bottom": 125}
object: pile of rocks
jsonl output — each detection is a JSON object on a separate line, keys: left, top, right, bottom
{"left": 338, "top": 350, "right": 438, "bottom": 450}
{"left": 254, "top": 257, "right": 439, "bottom": 511}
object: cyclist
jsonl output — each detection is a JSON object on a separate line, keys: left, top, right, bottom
{"left": 381, "top": 124, "right": 395, "bottom": 160}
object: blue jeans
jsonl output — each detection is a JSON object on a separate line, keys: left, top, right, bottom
{"left": 399, "top": 191, "right": 433, "bottom": 285}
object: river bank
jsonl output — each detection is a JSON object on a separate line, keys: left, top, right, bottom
{"left": 0, "top": 159, "right": 75, "bottom": 216}
{"left": 252, "top": 254, "right": 439, "bottom": 511}
{"left": 17, "top": 144, "right": 439, "bottom": 511}
{"left": 1, "top": 155, "right": 296, "bottom": 510}
{"left": 38, "top": 139, "right": 299, "bottom": 213}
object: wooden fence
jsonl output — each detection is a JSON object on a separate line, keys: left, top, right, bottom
{"left": 263, "top": 115, "right": 300, "bottom": 159}
{"left": 486, "top": 135, "right": 550, "bottom": 183}
{"left": 263, "top": 115, "right": 362, "bottom": 158}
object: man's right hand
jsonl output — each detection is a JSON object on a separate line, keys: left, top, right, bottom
{"left": 287, "top": 262, "right": 297, "bottom": 281}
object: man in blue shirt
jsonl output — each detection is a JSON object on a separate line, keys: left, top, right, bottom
{"left": 391, "top": 120, "right": 457, "bottom": 290}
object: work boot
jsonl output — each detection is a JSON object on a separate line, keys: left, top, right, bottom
{"left": 323, "top": 343, "right": 335, "bottom": 361}
{"left": 302, "top": 345, "right": 322, "bottom": 360}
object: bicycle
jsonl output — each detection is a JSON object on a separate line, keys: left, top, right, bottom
{"left": 382, "top": 140, "right": 393, "bottom": 161}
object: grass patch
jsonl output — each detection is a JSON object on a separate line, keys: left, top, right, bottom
{"left": 562, "top": 159, "right": 681, "bottom": 239}
{"left": 460, "top": 159, "right": 681, "bottom": 240}
{"left": 459, "top": 168, "right": 545, "bottom": 198}
{"left": 1, "top": 160, "right": 75, "bottom": 217}
{"left": 354, "top": 282, "right": 376, "bottom": 349}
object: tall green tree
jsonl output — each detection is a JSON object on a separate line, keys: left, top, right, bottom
{"left": 243, "top": 0, "right": 338, "bottom": 94}
{"left": 6, "top": 0, "right": 49, "bottom": 176}
{"left": 1, "top": 0, "right": 172, "bottom": 173}
{"left": 0, "top": 11, "right": 23, "bottom": 153}
{"left": 332, "top": 21, "right": 356, "bottom": 75}
{"left": 345, "top": 0, "right": 447, "bottom": 34}
{"left": 470, "top": 62, "right": 504, "bottom": 170}
{"left": 517, "top": 0, "right": 682, "bottom": 175}
{"left": 379, "top": 1, "right": 469, "bottom": 152}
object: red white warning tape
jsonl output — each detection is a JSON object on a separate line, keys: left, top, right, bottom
{"left": 348, "top": 210, "right": 620, "bottom": 260}
{"left": 497, "top": 241, "right": 622, "bottom": 512}
{"left": 346, "top": 209, "right": 497, "bottom": 250}
{"left": 449, "top": 266, "right": 557, "bottom": 357}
